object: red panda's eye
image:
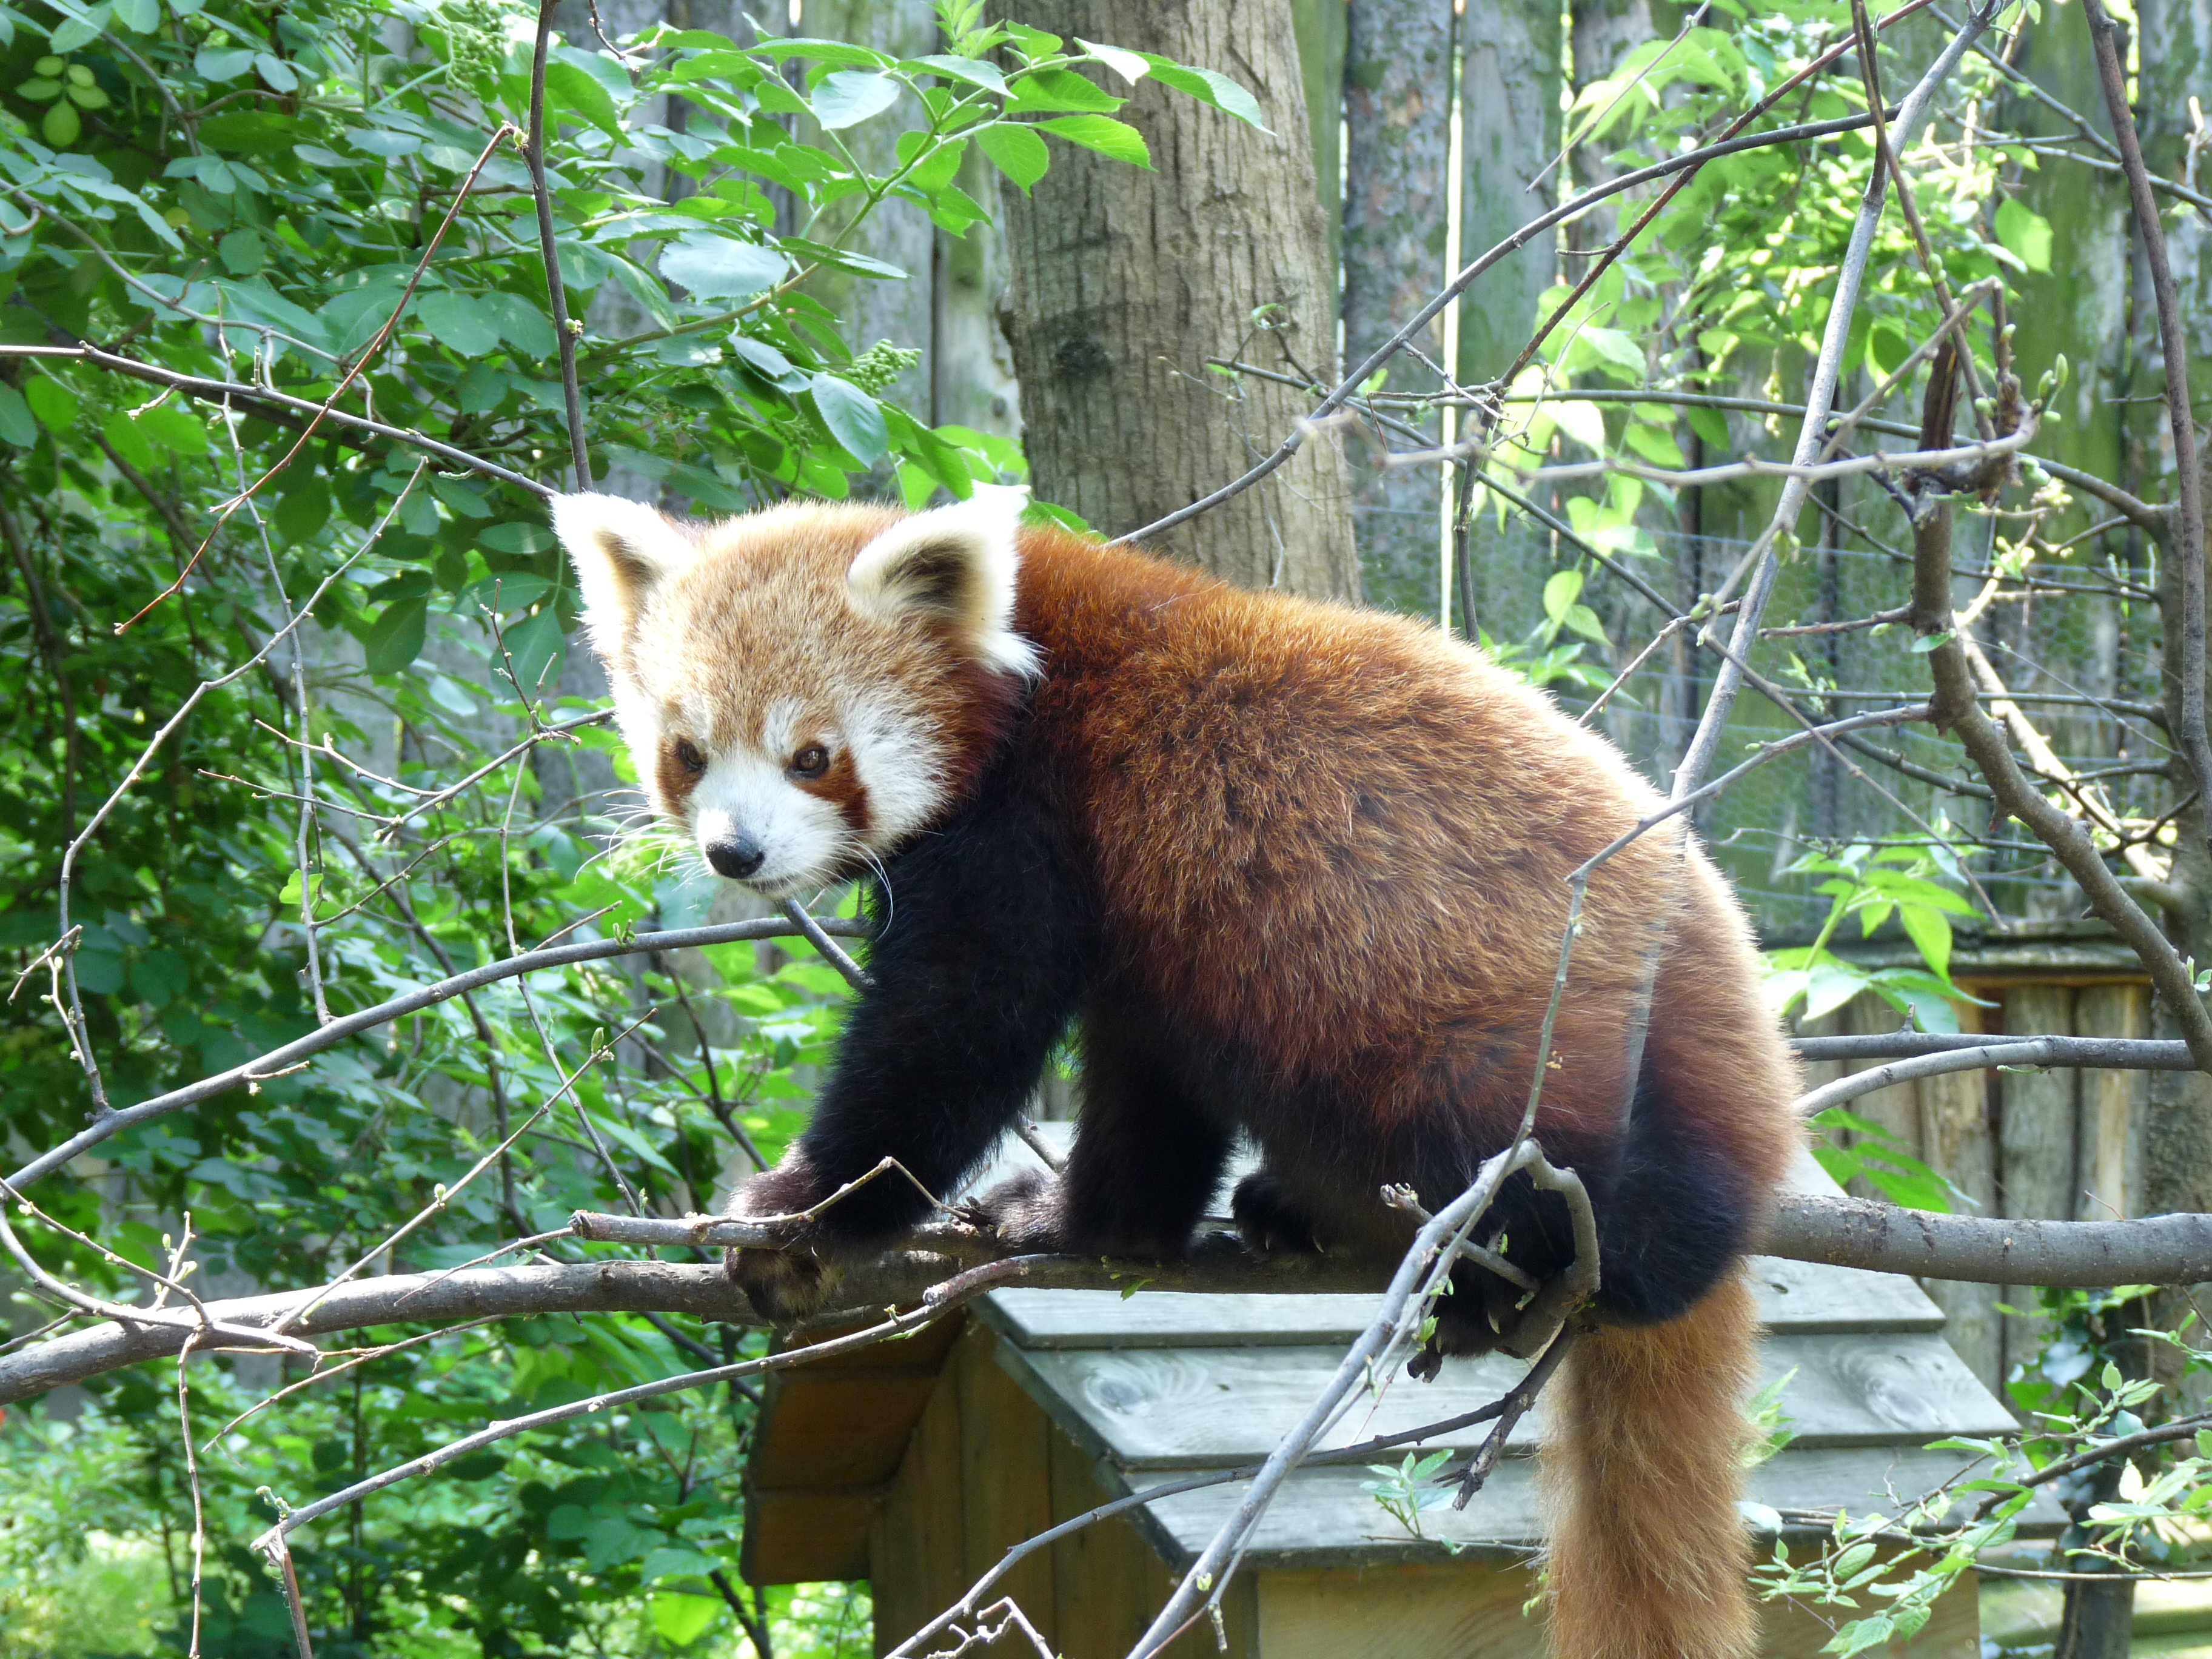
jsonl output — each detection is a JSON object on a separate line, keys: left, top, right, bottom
{"left": 791, "top": 745, "right": 830, "bottom": 779}
{"left": 674, "top": 739, "right": 706, "bottom": 775}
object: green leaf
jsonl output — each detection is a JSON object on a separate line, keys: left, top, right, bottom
{"left": 1006, "top": 66, "right": 1122, "bottom": 114}
{"left": 810, "top": 372, "right": 888, "bottom": 466}
{"left": 364, "top": 597, "right": 428, "bottom": 674}
{"left": 1621, "top": 421, "right": 1685, "bottom": 468}
{"left": 651, "top": 1592, "right": 723, "bottom": 1647}
{"left": 479, "top": 292, "right": 556, "bottom": 357}
{"left": 23, "top": 377, "right": 76, "bottom": 434}
{"left": 1141, "top": 56, "right": 1266, "bottom": 129}
{"left": 1995, "top": 197, "right": 2053, "bottom": 274}
{"left": 218, "top": 227, "right": 264, "bottom": 275}
{"left": 1034, "top": 115, "right": 1150, "bottom": 167}
{"left": 659, "top": 236, "right": 787, "bottom": 301}
{"left": 641, "top": 1546, "right": 723, "bottom": 1584}
{"left": 109, "top": 0, "right": 156, "bottom": 32}
{"left": 1684, "top": 403, "right": 1731, "bottom": 451}
{"left": 910, "top": 53, "right": 1004, "bottom": 94}
{"left": 101, "top": 409, "right": 154, "bottom": 469}
{"left": 47, "top": 6, "right": 107, "bottom": 52}
{"left": 975, "top": 122, "right": 1049, "bottom": 191}
{"left": 136, "top": 404, "right": 207, "bottom": 455}
{"left": 545, "top": 59, "right": 623, "bottom": 142}
{"left": 811, "top": 69, "right": 901, "bottom": 129}
{"left": 1076, "top": 38, "right": 1149, "bottom": 84}
{"left": 417, "top": 291, "right": 503, "bottom": 357}
{"left": 1541, "top": 568, "right": 1584, "bottom": 623}
{"left": 503, "top": 607, "right": 566, "bottom": 696}
{"left": 194, "top": 45, "right": 257, "bottom": 81}
{"left": 0, "top": 385, "right": 38, "bottom": 447}
{"left": 41, "top": 99, "right": 79, "bottom": 146}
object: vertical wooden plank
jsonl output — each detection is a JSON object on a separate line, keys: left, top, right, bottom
{"left": 1256, "top": 1564, "right": 1544, "bottom": 1659}
{"left": 1339, "top": 0, "right": 1455, "bottom": 617}
{"left": 870, "top": 1357, "right": 966, "bottom": 1655}
{"left": 1997, "top": 984, "right": 2079, "bottom": 1384}
{"left": 1840, "top": 991, "right": 1923, "bottom": 1202}
{"left": 1048, "top": 1430, "right": 1147, "bottom": 1659}
{"left": 1918, "top": 995, "right": 2001, "bottom": 1393}
{"left": 2073, "top": 984, "right": 2147, "bottom": 1222}
{"left": 956, "top": 1324, "right": 1057, "bottom": 1639}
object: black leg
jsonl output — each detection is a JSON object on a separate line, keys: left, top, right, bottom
{"left": 973, "top": 1002, "right": 1228, "bottom": 1256}
{"left": 730, "top": 785, "right": 1096, "bottom": 1253}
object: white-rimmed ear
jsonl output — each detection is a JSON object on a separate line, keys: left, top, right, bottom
{"left": 845, "top": 488, "right": 1040, "bottom": 677}
{"left": 551, "top": 493, "right": 698, "bottom": 665}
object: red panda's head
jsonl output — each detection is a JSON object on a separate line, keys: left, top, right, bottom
{"left": 554, "top": 491, "right": 1039, "bottom": 897}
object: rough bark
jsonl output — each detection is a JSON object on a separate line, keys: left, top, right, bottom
{"left": 994, "top": 0, "right": 1359, "bottom": 596}
{"left": 800, "top": 0, "right": 939, "bottom": 420}
{"left": 1458, "top": 0, "right": 1564, "bottom": 387}
{"left": 1340, "top": 0, "right": 1454, "bottom": 615}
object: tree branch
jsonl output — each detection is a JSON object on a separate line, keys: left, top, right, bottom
{"left": 3, "top": 916, "right": 870, "bottom": 1193}
{"left": 7, "top": 1195, "right": 2212, "bottom": 1405}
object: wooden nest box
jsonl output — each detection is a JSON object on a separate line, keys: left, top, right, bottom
{"left": 745, "top": 1135, "right": 2040, "bottom": 1658}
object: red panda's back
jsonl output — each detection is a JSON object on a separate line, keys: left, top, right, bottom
{"left": 1008, "top": 532, "right": 1776, "bottom": 1159}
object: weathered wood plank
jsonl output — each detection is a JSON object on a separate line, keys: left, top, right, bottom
{"left": 979, "top": 1253, "right": 1943, "bottom": 1352}
{"left": 1998, "top": 984, "right": 2078, "bottom": 1379}
{"left": 2074, "top": 983, "right": 2147, "bottom": 1221}
{"left": 1842, "top": 991, "right": 1925, "bottom": 1204}
{"left": 1257, "top": 1563, "right": 1544, "bottom": 1659}
{"left": 869, "top": 1361, "right": 965, "bottom": 1655}
{"left": 1125, "top": 1448, "right": 2059, "bottom": 1569}
{"left": 1915, "top": 998, "right": 2003, "bottom": 1392}
{"left": 743, "top": 1489, "right": 878, "bottom": 1584}
{"left": 1003, "top": 1330, "right": 2014, "bottom": 1472}
{"left": 956, "top": 1322, "right": 1057, "bottom": 1631}
{"left": 751, "top": 1370, "right": 941, "bottom": 1488}
{"left": 1252, "top": 1560, "right": 1978, "bottom": 1659}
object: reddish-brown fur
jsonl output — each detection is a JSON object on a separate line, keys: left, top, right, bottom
{"left": 571, "top": 500, "right": 1801, "bottom": 1659}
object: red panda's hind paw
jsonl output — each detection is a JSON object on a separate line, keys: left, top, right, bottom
{"left": 960, "top": 1169, "right": 1070, "bottom": 1251}
{"left": 1231, "top": 1171, "right": 1327, "bottom": 1256}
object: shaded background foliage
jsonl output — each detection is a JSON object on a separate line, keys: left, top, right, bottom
{"left": 5, "top": 0, "right": 2212, "bottom": 1654}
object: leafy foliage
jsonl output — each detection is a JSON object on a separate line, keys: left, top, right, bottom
{"left": 0, "top": 0, "right": 1245, "bottom": 1649}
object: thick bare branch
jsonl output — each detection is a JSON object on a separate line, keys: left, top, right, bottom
{"left": 8, "top": 1195, "right": 2212, "bottom": 1404}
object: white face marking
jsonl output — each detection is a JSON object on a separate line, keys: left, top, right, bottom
{"left": 691, "top": 754, "right": 844, "bottom": 897}
{"left": 843, "top": 693, "right": 947, "bottom": 847}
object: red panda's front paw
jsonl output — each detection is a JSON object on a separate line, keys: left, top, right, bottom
{"left": 1232, "top": 1171, "right": 1326, "bottom": 1256}
{"left": 725, "top": 1244, "right": 838, "bottom": 1325}
{"left": 723, "top": 1155, "right": 839, "bottom": 1324}
{"left": 960, "top": 1169, "right": 1068, "bottom": 1251}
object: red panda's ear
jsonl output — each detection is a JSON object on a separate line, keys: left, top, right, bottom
{"left": 551, "top": 493, "right": 697, "bottom": 668}
{"left": 845, "top": 491, "right": 1041, "bottom": 677}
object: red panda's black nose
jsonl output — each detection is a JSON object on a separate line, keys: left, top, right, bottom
{"left": 705, "top": 834, "right": 765, "bottom": 880}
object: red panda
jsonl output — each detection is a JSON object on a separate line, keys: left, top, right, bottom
{"left": 556, "top": 488, "right": 1803, "bottom": 1659}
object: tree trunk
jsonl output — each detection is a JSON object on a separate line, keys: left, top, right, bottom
{"left": 1458, "top": 0, "right": 1563, "bottom": 387}
{"left": 994, "top": 0, "right": 1359, "bottom": 597}
{"left": 1339, "top": 0, "right": 1453, "bottom": 617}
{"left": 797, "top": 1, "right": 939, "bottom": 421}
